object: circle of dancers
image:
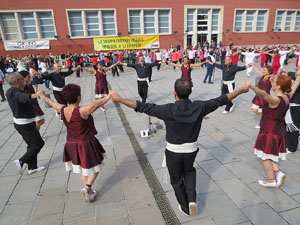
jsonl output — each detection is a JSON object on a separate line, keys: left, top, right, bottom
{"left": 1, "top": 43, "right": 300, "bottom": 217}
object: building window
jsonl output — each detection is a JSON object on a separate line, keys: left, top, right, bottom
{"left": 212, "top": 9, "right": 220, "bottom": 32}
{"left": 234, "top": 9, "right": 268, "bottom": 32}
{"left": 0, "top": 13, "right": 20, "bottom": 40}
{"left": 38, "top": 12, "right": 56, "bottom": 38}
{"left": 128, "top": 9, "right": 171, "bottom": 35}
{"left": 197, "top": 9, "right": 209, "bottom": 32}
{"left": 67, "top": 9, "right": 116, "bottom": 37}
{"left": 0, "top": 11, "right": 56, "bottom": 41}
{"left": 187, "top": 9, "right": 194, "bottom": 32}
{"left": 102, "top": 10, "right": 116, "bottom": 36}
{"left": 86, "top": 11, "right": 100, "bottom": 36}
{"left": 274, "top": 10, "right": 300, "bottom": 32}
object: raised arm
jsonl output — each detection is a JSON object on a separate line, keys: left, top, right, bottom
{"left": 169, "top": 61, "right": 182, "bottom": 68}
{"left": 79, "top": 95, "right": 111, "bottom": 119}
{"left": 191, "top": 61, "right": 206, "bottom": 68}
{"left": 227, "top": 81, "right": 250, "bottom": 102}
{"left": 122, "top": 62, "right": 128, "bottom": 67}
{"left": 38, "top": 91, "right": 64, "bottom": 112}
{"left": 248, "top": 81, "right": 280, "bottom": 106}
{"left": 248, "top": 63, "right": 263, "bottom": 76}
{"left": 82, "top": 67, "right": 96, "bottom": 75}
{"left": 265, "top": 52, "right": 275, "bottom": 57}
{"left": 289, "top": 73, "right": 300, "bottom": 98}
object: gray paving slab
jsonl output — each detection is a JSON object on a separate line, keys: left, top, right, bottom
{"left": 182, "top": 217, "right": 216, "bottom": 225}
{"left": 0, "top": 201, "right": 34, "bottom": 225}
{"left": 198, "top": 191, "right": 248, "bottom": 225}
{"left": 280, "top": 207, "right": 300, "bottom": 225}
{"left": 249, "top": 182, "right": 299, "bottom": 212}
{"left": 207, "top": 146, "right": 241, "bottom": 164}
{"left": 242, "top": 203, "right": 289, "bottom": 225}
{"left": 128, "top": 204, "right": 165, "bottom": 225}
{"left": 64, "top": 217, "right": 96, "bottom": 225}
{"left": 292, "top": 193, "right": 300, "bottom": 204}
{"left": 216, "top": 178, "right": 263, "bottom": 208}
{"left": 29, "top": 213, "right": 63, "bottom": 225}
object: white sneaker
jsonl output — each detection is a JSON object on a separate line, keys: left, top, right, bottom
{"left": 27, "top": 166, "right": 45, "bottom": 175}
{"left": 100, "top": 106, "right": 106, "bottom": 112}
{"left": 55, "top": 111, "right": 60, "bottom": 118}
{"left": 258, "top": 180, "right": 276, "bottom": 188}
{"left": 80, "top": 188, "right": 90, "bottom": 203}
{"left": 189, "top": 202, "right": 198, "bottom": 216}
{"left": 13, "top": 160, "right": 23, "bottom": 174}
{"left": 178, "top": 205, "right": 189, "bottom": 216}
{"left": 229, "top": 105, "right": 235, "bottom": 112}
{"left": 276, "top": 172, "right": 286, "bottom": 188}
{"left": 89, "top": 190, "right": 97, "bottom": 202}
{"left": 222, "top": 110, "right": 229, "bottom": 114}
{"left": 255, "top": 125, "right": 260, "bottom": 129}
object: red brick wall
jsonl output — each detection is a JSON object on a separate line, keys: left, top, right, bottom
{"left": 0, "top": 0, "right": 299, "bottom": 56}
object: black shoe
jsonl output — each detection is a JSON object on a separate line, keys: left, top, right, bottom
{"left": 208, "top": 81, "right": 214, "bottom": 84}
{"left": 203, "top": 80, "right": 207, "bottom": 83}
{"left": 1, "top": 99, "right": 6, "bottom": 102}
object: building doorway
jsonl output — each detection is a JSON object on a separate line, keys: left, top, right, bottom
{"left": 197, "top": 34, "right": 207, "bottom": 45}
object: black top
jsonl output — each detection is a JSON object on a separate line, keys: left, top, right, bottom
{"left": 6, "top": 87, "right": 35, "bottom": 119}
{"left": 288, "top": 72, "right": 300, "bottom": 104}
{"left": 72, "top": 56, "right": 81, "bottom": 64}
{"left": 213, "top": 63, "right": 246, "bottom": 81}
{"left": 127, "top": 63, "right": 159, "bottom": 79}
{"left": 42, "top": 70, "right": 73, "bottom": 89}
{"left": 135, "top": 94, "right": 228, "bottom": 144}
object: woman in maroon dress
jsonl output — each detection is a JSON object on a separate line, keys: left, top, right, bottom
{"left": 169, "top": 56, "right": 206, "bottom": 86}
{"left": 38, "top": 84, "right": 111, "bottom": 203}
{"left": 247, "top": 74, "right": 300, "bottom": 188}
{"left": 83, "top": 62, "right": 118, "bottom": 112}
{"left": 249, "top": 64, "right": 272, "bottom": 129}
{"left": 19, "top": 70, "right": 45, "bottom": 131}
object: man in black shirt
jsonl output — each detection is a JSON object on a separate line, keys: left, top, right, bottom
{"left": 122, "top": 57, "right": 162, "bottom": 103}
{"left": 207, "top": 56, "right": 247, "bottom": 113}
{"left": 282, "top": 67, "right": 300, "bottom": 152}
{"left": 42, "top": 63, "right": 80, "bottom": 105}
{"left": 72, "top": 53, "right": 81, "bottom": 77}
{"left": 6, "top": 72, "right": 45, "bottom": 175}
{"left": 110, "top": 78, "right": 249, "bottom": 216}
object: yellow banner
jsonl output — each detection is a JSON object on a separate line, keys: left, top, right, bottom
{"left": 93, "top": 35, "right": 160, "bottom": 51}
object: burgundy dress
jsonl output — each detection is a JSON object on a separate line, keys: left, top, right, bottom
{"left": 23, "top": 84, "right": 44, "bottom": 119}
{"left": 61, "top": 106, "right": 105, "bottom": 176}
{"left": 254, "top": 96, "right": 289, "bottom": 162}
{"left": 95, "top": 70, "right": 108, "bottom": 98}
{"left": 181, "top": 65, "right": 193, "bottom": 86}
{"left": 252, "top": 76, "right": 271, "bottom": 108}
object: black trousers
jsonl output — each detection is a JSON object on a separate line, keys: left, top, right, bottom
{"left": 53, "top": 90, "right": 67, "bottom": 105}
{"left": 221, "top": 82, "right": 235, "bottom": 111}
{"left": 165, "top": 149, "right": 199, "bottom": 215}
{"left": 0, "top": 83, "right": 5, "bottom": 100}
{"left": 75, "top": 63, "right": 80, "bottom": 77}
{"left": 285, "top": 106, "right": 300, "bottom": 152}
{"left": 148, "top": 68, "right": 153, "bottom": 81}
{"left": 112, "top": 65, "right": 119, "bottom": 76}
{"left": 155, "top": 60, "right": 161, "bottom": 70}
{"left": 14, "top": 122, "right": 44, "bottom": 169}
{"left": 137, "top": 81, "right": 148, "bottom": 103}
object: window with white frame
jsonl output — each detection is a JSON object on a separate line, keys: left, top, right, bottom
{"left": 234, "top": 9, "right": 268, "bottom": 32}
{"left": 0, "top": 11, "right": 56, "bottom": 40}
{"left": 274, "top": 10, "right": 300, "bottom": 32}
{"left": 187, "top": 9, "right": 194, "bottom": 32}
{"left": 212, "top": 9, "right": 220, "bottom": 32}
{"left": 128, "top": 9, "right": 171, "bottom": 35}
{"left": 67, "top": 9, "right": 116, "bottom": 37}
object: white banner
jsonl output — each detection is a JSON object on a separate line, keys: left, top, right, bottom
{"left": 3, "top": 40, "right": 50, "bottom": 51}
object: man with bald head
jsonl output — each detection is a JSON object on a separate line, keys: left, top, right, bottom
{"left": 41, "top": 64, "right": 80, "bottom": 116}
{"left": 6, "top": 72, "right": 45, "bottom": 175}
{"left": 122, "top": 56, "right": 162, "bottom": 103}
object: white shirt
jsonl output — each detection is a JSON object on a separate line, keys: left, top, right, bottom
{"left": 17, "top": 62, "right": 26, "bottom": 72}
{"left": 39, "top": 62, "right": 47, "bottom": 73}
{"left": 188, "top": 50, "right": 195, "bottom": 59}
{"left": 242, "top": 51, "right": 260, "bottom": 65}
{"left": 155, "top": 52, "right": 162, "bottom": 60}
{"left": 279, "top": 50, "right": 290, "bottom": 66}
{"left": 164, "top": 51, "right": 169, "bottom": 58}
{"left": 295, "top": 51, "right": 300, "bottom": 65}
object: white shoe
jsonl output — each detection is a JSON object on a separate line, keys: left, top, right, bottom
{"left": 55, "top": 111, "right": 60, "bottom": 118}
{"left": 258, "top": 180, "right": 276, "bottom": 188}
{"left": 13, "top": 160, "right": 23, "bottom": 174}
{"left": 80, "top": 188, "right": 90, "bottom": 203}
{"left": 255, "top": 125, "right": 260, "bottom": 129}
{"left": 100, "top": 107, "right": 106, "bottom": 112}
{"left": 178, "top": 205, "right": 189, "bottom": 216}
{"left": 276, "top": 172, "right": 286, "bottom": 188}
{"left": 229, "top": 105, "right": 235, "bottom": 112}
{"left": 222, "top": 110, "right": 229, "bottom": 114}
{"left": 189, "top": 202, "right": 198, "bottom": 216}
{"left": 89, "top": 190, "right": 97, "bottom": 202}
{"left": 27, "top": 166, "right": 45, "bottom": 175}
{"left": 247, "top": 74, "right": 250, "bottom": 77}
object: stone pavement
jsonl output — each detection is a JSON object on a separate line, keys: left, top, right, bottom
{"left": 0, "top": 60, "right": 300, "bottom": 225}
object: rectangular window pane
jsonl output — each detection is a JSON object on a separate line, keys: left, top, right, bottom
{"left": 235, "top": 10, "right": 243, "bottom": 31}
{"left": 38, "top": 12, "right": 55, "bottom": 38}
{"left": 275, "top": 11, "right": 283, "bottom": 30}
{"left": 20, "top": 12, "right": 38, "bottom": 39}
{"left": 0, "top": 13, "right": 19, "bottom": 40}
{"left": 256, "top": 10, "right": 266, "bottom": 31}
{"left": 245, "top": 10, "right": 254, "bottom": 32}
{"left": 144, "top": 10, "right": 155, "bottom": 34}
{"left": 295, "top": 12, "right": 300, "bottom": 30}
{"left": 68, "top": 11, "right": 83, "bottom": 37}
{"left": 187, "top": 9, "right": 194, "bottom": 32}
{"left": 159, "top": 10, "right": 169, "bottom": 33}
{"left": 212, "top": 9, "right": 219, "bottom": 32}
{"left": 285, "top": 11, "right": 294, "bottom": 31}
{"left": 86, "top": 11, "right": 100, "bottom": 37}
{"left": 129, "top": 10, "right": 141, "bottom": 34}
{"left": 102, "top": 10, "right": 115, "bottom": 36}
